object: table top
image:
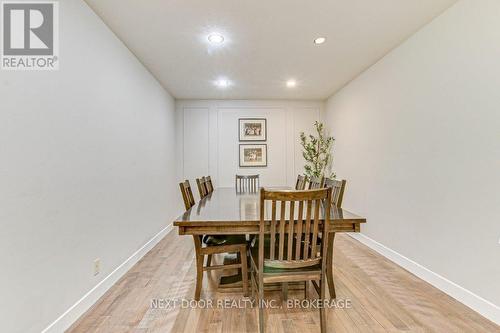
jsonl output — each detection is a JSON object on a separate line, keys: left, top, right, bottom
{"left": 174, "top": 187, "right": 366, "bottom": 227}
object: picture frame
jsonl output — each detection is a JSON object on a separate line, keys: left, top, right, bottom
{"left": 239, "top": 144, "right": 267, "bottom": 167}
{"left": 239, "top": 118, "right": 267, "bottom": 141}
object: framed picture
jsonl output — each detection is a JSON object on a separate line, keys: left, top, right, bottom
{"left": 239, "top": 144, "right": 267, "bottom": 167}
{"left": 239, "top": 118, "right": 267, "bottom": 141}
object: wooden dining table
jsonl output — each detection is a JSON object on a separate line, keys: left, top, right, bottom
{"left": 173, "top": 187, "right": 367, "bottom": 296}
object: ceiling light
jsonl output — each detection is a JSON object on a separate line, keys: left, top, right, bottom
{"left": 314, "top": 37, "right": 327, "bottom": 45}
{"left": 215, "top": 78, "right": 230, "bottom": 88}
{"left": 208, "top": 33, "right": 224, "bottom": 44}
{"left": 286, "top": 79, "right": 297, "bottom": 88}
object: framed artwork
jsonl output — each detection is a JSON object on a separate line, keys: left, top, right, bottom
{"left": 239, "top": 144, "right": 267, "bottom": 167}
{"left": 239, "top": 118, "right": 267, "bottom": 141}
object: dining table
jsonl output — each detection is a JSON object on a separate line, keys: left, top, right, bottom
{"left": 173, "top": 187, "right": 367, "bottom": 296}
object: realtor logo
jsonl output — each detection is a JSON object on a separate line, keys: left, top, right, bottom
{"left": 1, "top": 1, "right": 59, "bottom": 70}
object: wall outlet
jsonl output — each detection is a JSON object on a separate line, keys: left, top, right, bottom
{"left": 93, "top": 258, "right": 101, "bottom": 276}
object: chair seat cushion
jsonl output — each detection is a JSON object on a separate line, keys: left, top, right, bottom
{"left": 203, "top": 235, "right": 247, "bottom": 246}
{"left": 250, "top": 238, "right": 321, "bottom": 274}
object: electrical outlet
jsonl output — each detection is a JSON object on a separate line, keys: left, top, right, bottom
{"left": 93, "top": 258, "right": 101, "bottom": 276}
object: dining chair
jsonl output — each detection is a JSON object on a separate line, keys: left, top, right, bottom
{"left": 307, "top": 176, "right": 324, "bottom": 189}
{"left": 206, "top": 176, "right": 214, "bottom": 193}
{"left": 179, "top": 180, "right": 195, "bottom": 211}
{"left": 188, "top": 179, "right": 248, "bottom": 300}
{"left": 295, "top": 175, "right": 306, "bottom": 190}
{"left": 250, "top": 187, "right": 332, "bottom": 333}
{"left": 321, "top": 178, "right": 347, "bottom": 299}
{"left": 194, "top": 176, "right": 227, "bottom": 263}
{"left": 196, "top": 177, "right": 209, "bottom": 198}
{"left": 180, "top": 178, "right": 213, "bottom": 261}
{"left": 192, "top": 234, "right": 248, "bottom": 300}
{"left": 323, "top": 178, "right": 346, "bottom": 208}
{"left": 235, "top": 174, "right": 260, "bottom": 192}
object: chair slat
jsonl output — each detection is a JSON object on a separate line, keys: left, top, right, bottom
{"left": 295, "top": 201, "right": 304, "bottom": 259}
{"left": 278, "top": 200, "right": 286, "bottom": 260}
{"left": 311, "top": 199, "right": 321, "bottom": 258}
{"left": 270, "top": 200, "right": 277, "bottom": 260}
{"left": 187, "top": 185, "right": 195, "bottom": 207}
{"left": 287, "top": 201, "right": 295, "bottom": 260}
{"left": 303, "top": 200, "right": 312, "bottom": 259}
{"left": 201, "top": 177, "right": 208, "bottom": 195}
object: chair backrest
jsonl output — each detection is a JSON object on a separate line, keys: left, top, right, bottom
{"left": 295, "top": 175, "right": 306, "bottom": 190}
{"left": 323, "top": 178, "right": 346, "bottom": 208}
{"left": 308, "top": 176, "right": 324, "bottom": 190}
{"left": 206, "top": 176, "right": 214, "bottom": 193}
{"left": 196, "top": 177, "right": 208, "bottom": 198}
{"left": 235, "top": 174, "right": 259, "bottom": 192}
{"left": 179, "top": 180, "right": 195, "bottom": 211}
{"left": 258, "top": 188, "right": 332, "bottom": 270}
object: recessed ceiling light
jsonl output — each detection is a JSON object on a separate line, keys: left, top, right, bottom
{"left": 208, "top": 33, "right": 224, "bottom": 44}
{"left": 286, "top": 79, "right": 297, "bottom": 88}
{"left": 314, "top": 37, "right": 327, "bottom": 45}
{"left": 215, "top": 78, "right": 230, "bottom": 88}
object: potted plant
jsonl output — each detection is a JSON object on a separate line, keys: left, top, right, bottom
{"left": 299, "top": 121, "right": 335, "bottom": 179}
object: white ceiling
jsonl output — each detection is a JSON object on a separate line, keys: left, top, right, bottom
{"left": 84, "top": 0, "right": 457, "bottom": 100}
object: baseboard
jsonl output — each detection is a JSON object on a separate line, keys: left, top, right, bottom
{"left": 348, "top": 233, "right": 500, "bottom": 325}
{"left": 41, "top": 223, "right": 174, "bottom": 333}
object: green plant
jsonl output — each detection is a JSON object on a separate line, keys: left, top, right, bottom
{"left": 299, "top": 121, "right": 335, "bottom": 179}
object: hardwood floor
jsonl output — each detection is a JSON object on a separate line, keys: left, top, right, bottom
{"left": 68, "top": 232, "right": 499, "bottom": 333}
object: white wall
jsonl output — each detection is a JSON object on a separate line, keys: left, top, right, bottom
{"left": 323, "top": 0, "right": 500, "bottom": 321}
{"left": 176, "top": 100, "right": 323, "bottom": 194}
{"left": 0, "top": 1, "right": 182, "bottom": 332}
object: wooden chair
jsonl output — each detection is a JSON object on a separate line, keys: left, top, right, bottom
{"left": 196, "top": 177, "right": 209, "bottom": 198}
{"left": 321, "top": 178, "right": 347, "bottom": 299}
{"left": 235, "top": 174, "right": 259, "bottom": 192}
{"left": 192, "top": 234, "right": 248, "bottom": 300}
{"left": 307, "top": 176, "right": 324, "bottom": 189}
{"left": 187, "top": 179, "right": 248, "bottom": 300}
{"left": 194, "top": 176, "right": 226, "bottom": 264}
{"left": 323, "top": 178, "right": 346, "bottom": 208}
{"left": 206, "top": 176, "right": 214, "bottom": 193}
{"left": 295, "top": 175, "right": 306, "bottom": 190}
{"left": 179, "top": 180, "right": 195, "bottom": 211}
{"left": 250, "top": 188, "right": 332, "bottom": 333}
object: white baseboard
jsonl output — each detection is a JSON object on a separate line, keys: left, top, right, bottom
{"left": 348, "top": 233, "right": 500, "bottom": 325}
{"left": 41, "top": 223, "right": 174, "bottom": 333}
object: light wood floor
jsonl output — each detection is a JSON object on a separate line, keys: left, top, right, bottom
{"left": 68, "top": 232, "right": 499, "bottom": 333}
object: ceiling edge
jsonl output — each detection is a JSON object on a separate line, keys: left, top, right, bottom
{"left": 323, "top": 0, "right": 459, "bottom": 102}
{"left": 82, "top": 0, "right": 177, "bottom": 99}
